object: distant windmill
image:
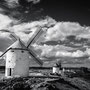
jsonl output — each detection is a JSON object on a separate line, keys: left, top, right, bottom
{"left": 0, "top": 26, "right": 46, "bottom": 77}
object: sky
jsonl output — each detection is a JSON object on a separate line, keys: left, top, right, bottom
{"left": 39, "top": 0, "right": 90, "bottom": 26}
{"left": 0, "top": 0, "right": 90, "bottom": 25}
{"left": 0, "top": 0, "right": 90, "bottom": 64}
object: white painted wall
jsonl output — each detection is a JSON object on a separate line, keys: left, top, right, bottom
{"left": 5, "top": 49, "right": 30, "bottom": 77}
{"left": 52, "top": 67, "right": 59, "bottom": 74}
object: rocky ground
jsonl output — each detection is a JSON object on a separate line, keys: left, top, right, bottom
{"left": 0, "top": 75, "right": 90, "bottom": 90}
{"left": 0, "top": 67, "right": 90, "bottom": 90}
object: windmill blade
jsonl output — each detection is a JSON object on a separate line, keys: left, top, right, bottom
{"left": 28, "top": 48, "right": 43, "bottom": 66}
{"left": 27, "top": 26, "right": 43, "bottom": 48}
{"left": 19, "top": 38, "right": 27, "bottom": 48}
{"left": 0, "top": 30, "right": 19, "bottom": 40}
{"left": 29, "top": 29, "right": 45, "bottom": 45}
{"left": 10, "top": 33, "right": 20, "bottom": 40}
{"left": 0, "top": 48, "right": 12, "bottom": 57}
{"left": 17, "top": 39, "right": 43, "bottom": 66}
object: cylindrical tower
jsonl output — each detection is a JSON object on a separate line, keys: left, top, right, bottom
{"left": 5, "top": 40, "right": 30, "bottom": 77}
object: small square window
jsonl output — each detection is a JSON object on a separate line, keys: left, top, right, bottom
{"left": 21, "top": 51, "right": 24, "bottom": 53}
{"left": 11, "top": 50, "right": 14, "bottom": 52}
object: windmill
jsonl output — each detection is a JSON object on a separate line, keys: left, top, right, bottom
{"left": 0, "top": 26, "right": 46, "bottom": 77}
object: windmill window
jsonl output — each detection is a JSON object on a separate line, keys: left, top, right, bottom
{"left": 21, "top": 50, "right": 24, "bottom": 53}
{"left": 11, "top": 50, "right": 14, "bottom": 52}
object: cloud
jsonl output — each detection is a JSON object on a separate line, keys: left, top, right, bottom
{"left": 85, "top": 48, "right": 90, "bottom": 56}
{"left": 0, "top": 13, "right": 19, "bottom": 40}
{"left": 56, "top": 50, "right": 86, "bottom": 58}
{"left": 4, "top": 0, "right": 20, "bottom": 8}
{"left": 1, "top": 0, "right": 90, "bottom": 65}
{"left": 33, "top": 44, "right": 90, "bottom": 58}
{"left": 1, "top": 13, "right": 90, "bottom": 44}
{"left": 45, "top": 22, "right": 90, "bottom": 41}
{"left": 0, "top": 13, "right": 90, "bottom": 44}
{"left": 77, "top": 27, "right": 90, "bottom": 39}
{"left": 0, "top": 14, "right": 13, "bottom": 30}
{"left": 0, "top": 13, "right": 90, "bottom": 61}
{"left": 8, "top": 16, "right": 56, "bottom": 42}
{"left": 27, "top": 0, "right": 41, "bottom": 4}
{"left": 0, "top": 14, "right": 56, "bottom": 48}
{"left": 10, "top": 18, "right": 88, "bottom": 43}
{"left": 4, "top": 0, "right": 41, "bottom": 8}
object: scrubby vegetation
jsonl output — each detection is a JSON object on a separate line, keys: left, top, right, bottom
{"left": 0, "top": 67, "right": 90, "bottom": 90}
{"left": 0, "top": 76, "right": 90, "bottom": 90}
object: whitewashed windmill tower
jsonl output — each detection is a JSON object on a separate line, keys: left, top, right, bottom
{"left": 0, "top": 27, "right": 45, "bottom": 77}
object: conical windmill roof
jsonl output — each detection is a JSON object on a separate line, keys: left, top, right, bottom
{"left": 8, "top": 40, "right": 27, "bottom": 50}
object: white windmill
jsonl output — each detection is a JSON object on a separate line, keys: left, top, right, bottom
{"left": 0, "top": 26, "right": 45, "bottom": 77}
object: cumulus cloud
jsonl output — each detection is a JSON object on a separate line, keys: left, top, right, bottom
{"left": 10, "top": 17, "right": 90, "bottom": 43}
{"left": 4, "top": 0, "right": 41, "bottom": 8}
{"left": 85, "top": 48, "right": 90, "bottom": 56}
{"left": 77, "top": 27, "right": 90, "bottom": 39}
{"left": 8, "top": 16, "right": 56, "bottom": 42}
{"left": 0, "top": 14, "right": 56, "bottom": 46}
{"left": 0, "top": 14, "right": 13, "bottom": 30}
{"left": 56, "top": 50, "right": 86, "bottom": 58}
{"left": 5, "top": 0, "right": 19, "bottom": 8}
{"left": 1, "top": 13, "right": 90, "bottom": 44}
{"left": 0, "top": 13, "right": 19, "bottom": 40}
{"left": 45, "top": 22, "right": 90, "bottom": 41}
{"left": 33, "top": 44, "right": 90, "bottom": 58}
{"left": 0, "top": 13, "right": 90, "bottom": 61}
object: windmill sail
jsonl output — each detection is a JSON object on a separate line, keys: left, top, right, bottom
{"left": 0, "top": 48, "right": 12, "bottom": 57}
{"left": 0, "top": 30, "right": 19, "bottom": 40}
{"left": 29, "top": 30, "right": 44, "bottom": 44}
{"left": 28, "top": 48, "right": 43, "bottom": 66}
{"left": 18, "top": 39, "right": 43, "bottom": 66}
{"left": 27, "top": 27, "right": 44, "bottom": 48}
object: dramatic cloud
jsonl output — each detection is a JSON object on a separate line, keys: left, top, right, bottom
{"left": 9, "top": 18, "right": 90, "bottom": 43}
{"left": 1, "top": 0, "right": 90, "bottom": 65}
{"left": 0, "top": 13, "right": 90, "bottom": 60}
{"left": 8, "top": 16, "right": 56, "bottom": 42}
{"left": 33, "top": 44, "right": 90, "bottom": 58}
{"left": 45, "top": 22, "right": 90, "bottom": 41}
{"left": 77, "top": 27, "right": 90, "bottom": 39}
{"left": 55, "top": 50, "right": 86, "bottom": 58}
{"left": 1, "top": 13, "right": 90, "bottom": 43}
{"left": 0, "top": 14, "right": 56, "bottom": 50}
{"left": 0, "top": 14, "right": 13, "bottom": 30}
{"left": 27, "top": 0, "right": 41, "bottom": 4}
{"left": 4, "top": 0, "right": 41, "bottom": 8}
{"left": 5, "top": 0, "right": 19, "bottom": 8}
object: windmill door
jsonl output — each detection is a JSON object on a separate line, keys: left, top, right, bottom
{"left": 5, "top": 68, "right": 14, "bottom": 76}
